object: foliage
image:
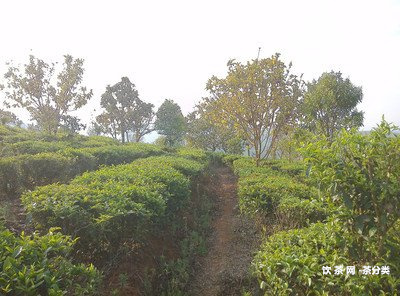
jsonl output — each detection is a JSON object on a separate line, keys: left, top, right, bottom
{"left": 185, "top": 108, "right": 244, "bottom": 154}
{"left": 237, "top": 174, "right": 318, "bottom": 218}
{"left": 253, "top": 222, "right": 400, "bottom": 295}
{"left": 0, "top": 227, "right": 101, "bottom": 295}
{"left": 276, "top": 197, "right": 329, "bottom": 228}
{"left": 177, "top": 147, "right": 209, "bottom": 163}
{"left": 95, "top": 77, "right": 154, "bottom": 142}
{"left": 302, "top": 71, "right": 364, "bottom": 139}
{"left": 155, "top": 99, "right": 186, "bottom": 147}
{"left": 0, "top": 140, "right": 163, "bottom": 199}
{"left": 227, "top": 156, "right": 328, "bottom": 229}
{"left": 22, "top": 156, "right": 205, "bottom": 259}
{"left": 1, "top": 55, "right": 92, "bottom": 134}
{"left": 0, "top": 125, "right": 118, "bottom": 151}
{"left": 150, "top": 185, "right": 212, "bottom": 295}
{"left": 300, "top": 119, "right": 400, "bottom": 256}
{"left": 0, "top": 109, "right": 22, "bottom": 126}
{"left": 203, "top": 54, "right": 304, "bottom": 164}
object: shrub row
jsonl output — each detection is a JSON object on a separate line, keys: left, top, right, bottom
{"left": 177, "top": 147, "right": 209, "bottom": 163}
{"left": 253, "top": 222, "right": 400, "bottom": 295}
{"left": 0, "top": 125, "right": 117, "bottom": 150}
{"left": 0, "top": 143, "right": 164, "bottom": 199}
{"left": 22, "top": 156, "right": 206, "bottom": 259}
{"left": 0, "top": 226, "right": 101, "bottom": 295}
{"left": 224, "top": 156, "right": 327, "bottom": 227}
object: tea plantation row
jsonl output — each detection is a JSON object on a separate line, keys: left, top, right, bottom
{"left": 0, "top": 135, "right": 212, "bottom": 294}
{"left": 0, "top": 143, "right": 164, "bottom": 199}
{"left": 223, "top": 122, "right": 400, "bottom": 295}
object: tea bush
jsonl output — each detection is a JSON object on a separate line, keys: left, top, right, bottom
{"left": 0, "top": 125, "right": 118, "bottom": 154}
{"left": 276, "top": 197, "right": 330, "bottom": 228}
{"left": 238, "top": 174, "right": 319, "bottom": 218}
{"left": 22, "top": 156, "right": 205, "bottom": 258}
{"left": 81, "top": 143, "right": 163, "bottom": 166}
{"left": 301, "top": 120, "right": 400, "bottom": 257}
{"left": 253, "top": 222, "right": 400, "bottom": 295}
{"left": 225, "top": 155, "right": 327, "bottom": 227}
{"left": 0, "top": 227, "right": 101, "bottom": 295}
{"left": 0, "top": 143, "right": 164, "bottom": 199}
{"left": 231, "top": 157, "right": 277, "bottom": 177}
{"left": 177, "top": 147, "right": 209, "bottom": 163}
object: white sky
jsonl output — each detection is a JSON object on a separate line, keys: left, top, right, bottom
{"left": 0, "top": 0, "right": 399, "bottom": 136}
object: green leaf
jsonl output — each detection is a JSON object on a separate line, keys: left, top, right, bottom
{"left": 368, "top": 227, "right": 377, "bottom": 237}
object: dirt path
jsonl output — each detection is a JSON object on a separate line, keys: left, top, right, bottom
{"left": 189, "top": 166, "right": 261, "bottom": 296}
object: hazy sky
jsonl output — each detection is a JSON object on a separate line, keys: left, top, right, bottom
{"left": 1, "top": 0, "right": 399, "bottom": 137}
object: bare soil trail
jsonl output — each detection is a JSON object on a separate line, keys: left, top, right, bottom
{"left": 189, "top": 166, "right": 261, "bottom": 296}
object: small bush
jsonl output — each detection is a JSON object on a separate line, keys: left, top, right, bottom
{"left": 238, "top": 174, "right": 318, "bottom": 217}
{"left": 253, "top": 222, "right": 400, "bottom": 295}
{"left": 0, "top": 227, "right": 101, "bottom": 295}
{"left": 0, "top": 143, "right": 165, "bottom": 199}
{"left": 22, "top": 156, "right": 205, "bottom": 258}
{"left": 275, "top": 197, "right": 329, "bottom": 228}
{"left": 177, "top": 147, "right": 209, "bottom": 163}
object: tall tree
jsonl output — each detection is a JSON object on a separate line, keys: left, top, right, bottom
{"left": 94, "top": 113, "right": 119, "bottom": 139}
{"left": 97, "top": 77, "right": 137, "bottom": 143}
{"left": 203, "top": 54, "right": 303, "bottom": 164}
{"left": 0, "top": 109, "right": 22, "bottom": 126}
{"left": 1, "top": 55, "right": 92, "bottom": 133}
{"left": 129, "top": 100, "right": 154, "bottom": 142}
{"left": 96, "top": 77, "right": 154, "bottom": 143}
{"left": 302, "top": 71, "right": 364, "bottom": 139}
{"left": 154, "top": 99, "right": 186, "bottom": 146}
{"left": 186, "top": 106, "right": 244, "bottom": 154}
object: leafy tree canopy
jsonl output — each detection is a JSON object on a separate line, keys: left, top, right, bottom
{"left": 96, "top": 77, "right": 154, "bottom": 142}
{"left": 155, "top": 99, "right": 186, "bottom": 146}
{"left": 302, "top": 71, "right": 364, "bottom": 139}
{"left": 203, "top": 53, "right": 304, "bottom": 164}
{"left": 1, "top": 55, "right": 92, "bottom": 134}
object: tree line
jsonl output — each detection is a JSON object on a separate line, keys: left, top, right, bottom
{"left": 0, "top": 53, "right": 364, "bottom": 162}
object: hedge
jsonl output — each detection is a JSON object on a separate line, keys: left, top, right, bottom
{"left": 0, "top": 143, "right": 164, "bottom": 199}
{"left": 0, "top": 227, "right": 101, "bottom": 295}
{"left": 253, "top": 222, "right": 400, "bottom": 295}
{"left": 224, "top": 155, "right": 327, "bottom": 227}
{"left": 237, "top": 174, "right": 319, "bottom": 217}
{"left": 22, "top": 156, "right": 206, "bottom": 258}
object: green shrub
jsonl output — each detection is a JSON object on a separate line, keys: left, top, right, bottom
{"left": 82, "top": 143, "right": 163, "bottom": 166}
{"left": 19, "top": 153, "right": 73, "bottom": 188}
{"left": 253, "top": 222, "right": 400, "bottom": 295}
{"left": 0, "top": 158, "right": 22, "bottom": 199}
{"left": 301, "top": 120, "right": 400, "bottom": 257}
{"left": 222, "top": 154, "right": 243, "bottom": 166}
{"left": 0, "top": 227, "right": 101, "bottom": 295}
{"left": 5, "top": 141, "right": 69, "bottom": 156}
{"left": 232, "top": 158, "right": 276, "bottom": 177}
{"left": 275, "top": 197, "right": 329, "bottom": 228}
{"left": 22, "top": 156, "right": 204, "bottom": 258}
{"left": 177, "top": 147, "right": 209, "bottom": 163}
{"left": 238, "top": 174, "right": 318, "bottom": 217}
{"left": 0, "top": 143, "right": 165, "bottom": 199}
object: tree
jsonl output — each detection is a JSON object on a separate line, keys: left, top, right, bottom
{"left": 154, "top": 99, "right": 186, "bottom": 146}
{"left": 302, "top": 71, "right": 364, "bottom": 139}
{"left": 1, "top": 55, "right": 92, "bottom": 134}
{"left": 0, "top": 109, "right": 22, "bottom": 126}
{"left": 60, "top": 115, "right": 86, "bottom": 134}
{"left": 186, "top": 106, "right": 244, "bottom": 154}
{"left": 94, "top": 113, "right": 119, "bottom": 139}
{"left": 203, "top": 54, "right": 303, "bottom": 164}
{"left": 129, "top": 100, "right": 154, "bottom": 142}
{"left": 96, "top": 77, "right": 154, "bottom": 143}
